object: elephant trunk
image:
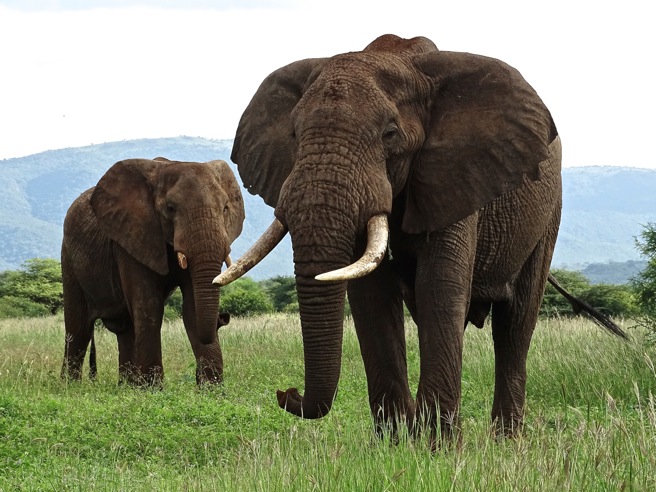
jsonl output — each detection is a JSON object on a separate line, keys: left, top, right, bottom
{"left": 183, "top": 213, "right": 228, "bottom": 345}
{"left": 191, "top": 262, "right": 222, "bottom": 345}
{"left": 278, "top": 274, "right": 347, "bottom": 418}
{"left": 276, "top": 202, "right": 356, "bottom": 418}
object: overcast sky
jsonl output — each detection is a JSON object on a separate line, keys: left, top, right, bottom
{"left": 0, "top": 0, "right": 653, "bottom": 168}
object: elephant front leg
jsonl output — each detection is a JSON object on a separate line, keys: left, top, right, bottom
{"left": 413, "top": 220, "right": 476, "bottom": 448}
{"left": 347, "top": 258, "right": 414, "bottom": 438}
{"left": 132, "top": 320, "right": 164, "bottom": 386}
{"left": 117, "top": 255, "right": 165, "bottom": 387}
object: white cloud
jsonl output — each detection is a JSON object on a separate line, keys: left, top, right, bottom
{"left": 0, "top": 1, "right": 654, "bottom": 167}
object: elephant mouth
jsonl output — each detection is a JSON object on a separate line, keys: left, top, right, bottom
{"left": 176, "top": 251, "right": 233, "bottom": 271}
{"left": 213, "top": 213, "right": 390, "bottom": 286}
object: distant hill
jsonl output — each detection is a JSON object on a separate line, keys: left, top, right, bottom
{"left": 1, "top": 137, "right": 654, "bottom": 282}
{"left": 581, "top": 260, "right": 647, "bottom": 285}
{"left": 556, "top": 166, "right": 656, "bottom": 269}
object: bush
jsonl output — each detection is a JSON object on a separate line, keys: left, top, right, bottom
{"left": 220, "top": 278, "right": 273, "bottom": 317}
{"left": 164, "top": 289, "right": 183, "bottom": 320}
{"left": 581, "top": 283, "right": 639, "bottom": 317}
{"left": 540, "top": 269, "right": 591, "bottom": 317}
{"left": 0, "top": 296, "right": 50, "bottom": 319}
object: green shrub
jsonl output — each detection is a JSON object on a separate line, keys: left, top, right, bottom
{"left": 581, "top": 283, "right": 639, "bottom": 317}
{"left": 540, "top": 269, "right": 591, "bottom": 317}
{"left": 0, "top": 295, "right": 50, "bottom": 319}
{"left": 220, "top": 278, "right": 273, "bottom": 317}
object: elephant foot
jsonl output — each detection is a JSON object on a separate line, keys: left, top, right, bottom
{"left": 371, "top": 400, "right": 416, "bottom": 444}
{"left": 61, "top": 365, "right": 83, "bottom": 381}
{"left": 119, "top": 364, "right": 164, "bottom": 389}
{"left": 411, "top": 404, "right": 462, "bottom": 451}
{"left": 196, "top": 368, "right": 223, "bottom": 386}
{"left": 492, "top": 414, "right": 524, "bottom": 439}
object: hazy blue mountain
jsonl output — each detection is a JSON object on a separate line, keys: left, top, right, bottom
{"left": 1, "top": 137, "right": 654, "bottom": 282}
{"left": 555, "top": 166, "right": 656, "bottom": 268}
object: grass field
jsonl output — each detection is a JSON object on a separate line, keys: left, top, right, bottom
{"left": 1, "top": 313, "right": 655, "bottom": 491}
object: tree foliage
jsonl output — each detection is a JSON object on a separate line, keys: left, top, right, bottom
{"left": 632, "top": 223, "right": 656, "bottom": 316}
{"left": 261, "top": 276, "right": 297, "bottom": 312}
{"left": 630, "top": 223, "right": 656, "bottom": 341}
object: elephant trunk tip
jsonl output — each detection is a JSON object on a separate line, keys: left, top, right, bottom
{"left": 276, "top": 387, "right": 333, "bottom": 419}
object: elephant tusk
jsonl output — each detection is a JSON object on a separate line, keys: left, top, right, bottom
{"left": 225, "top": 255, "right": 232, "bottom": 268}
{"left": 177, "top": 252, "right": 188, "bottom": 269}
{"left": 315, "top": 214, "right": 389, "bottom": 282}
{"left": 213, "top": 218, "right": 287, "bottom": 286}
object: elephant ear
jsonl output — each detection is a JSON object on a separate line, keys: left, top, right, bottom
{"left": 231, "top": 58, "right": 327, "bottom": 207}
{"left": 90, "top": 159, "right": 169, "bottom": 275}
{"left": 208, "top": 159, "right": 246, "bottom": 243}
{"left": 403, "top": 51, "right": 559, "bottom": 233}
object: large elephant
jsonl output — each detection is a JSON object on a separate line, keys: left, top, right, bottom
{"left": 215, "top": 34, "right": 626, "bottom": 441}
{"left": 62, "top": 157, "right": 244, "bottom": 386}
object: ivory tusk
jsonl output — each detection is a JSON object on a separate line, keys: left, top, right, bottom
{"left": 225, "top": 255, "right": 233, "bottom": 268}
{"left": 213, "top": 218, "right": 287, "bottom": 286}
{"left": 177, "top": 252, "right": 188, "bottom": 269}
{"left": 315, "top": 214, "right": 389, "bottom": 282}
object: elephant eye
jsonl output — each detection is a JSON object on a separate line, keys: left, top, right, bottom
{"left": 166, "top": 202, "right": 176, "bottom": 214}
{"left": 223, "top": 205, "right": 229, "bottom": 216}
{"left": 382, "top": 122, "right": 399, "bottom": 141}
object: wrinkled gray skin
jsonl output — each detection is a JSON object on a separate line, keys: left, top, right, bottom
{"left": 232, "top": 34, "right": 562, "bottom": 442}
{"left": 61, "top": 158, "right": 244, "bottom": 385}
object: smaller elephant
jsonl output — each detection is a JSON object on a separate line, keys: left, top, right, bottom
{"left": 61, "top": 157, "right": 245, "bottom": 385}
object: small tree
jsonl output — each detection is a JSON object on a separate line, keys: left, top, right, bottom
{"left": 261, "top": 276, "right": 297, "bottom": 312}
{"left": 0, "top": 258, "right": 63, "bottom": 316}
{"left": 632, "top": 223, "right": 656, "bottom": 316}
{"left": 631, "top": 223, "right": 656, "bottom": 341}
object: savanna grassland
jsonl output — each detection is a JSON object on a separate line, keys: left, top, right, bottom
{"left": 1, "top": 314, "right": 655, "bottom": 491}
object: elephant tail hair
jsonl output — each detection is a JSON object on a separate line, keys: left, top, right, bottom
{"left": 89, "top": 334, "right": 98, "bottom": 380}
{"left": 547, "top": 274, "right": 629, "bottom": 340}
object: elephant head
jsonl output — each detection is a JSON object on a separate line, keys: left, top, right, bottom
{"left": 215, "top": 34, "right": 557, "bottom": 418}
{"left": 91, "top": 158, "right": 244, "bottom": 344}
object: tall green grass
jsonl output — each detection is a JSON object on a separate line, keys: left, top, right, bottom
{"left": 1, "top": 314, "right": 655, "bottom": 490}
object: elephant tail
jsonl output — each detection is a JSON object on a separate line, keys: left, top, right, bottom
{"left": 89, "top": 334, "right": 98, "bottom": 380}
{"left": 547, "top": 274, "right": 629, "bottom": 340}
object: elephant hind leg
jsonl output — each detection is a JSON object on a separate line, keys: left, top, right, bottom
{"left": 62, "top": 321, "right": 94, "bottom": 380}
{"left": 490, "top": 226, "right": 558, "bottom": 435}
{"left": 62, "top": 279, "right": 95, "bottom": 380}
